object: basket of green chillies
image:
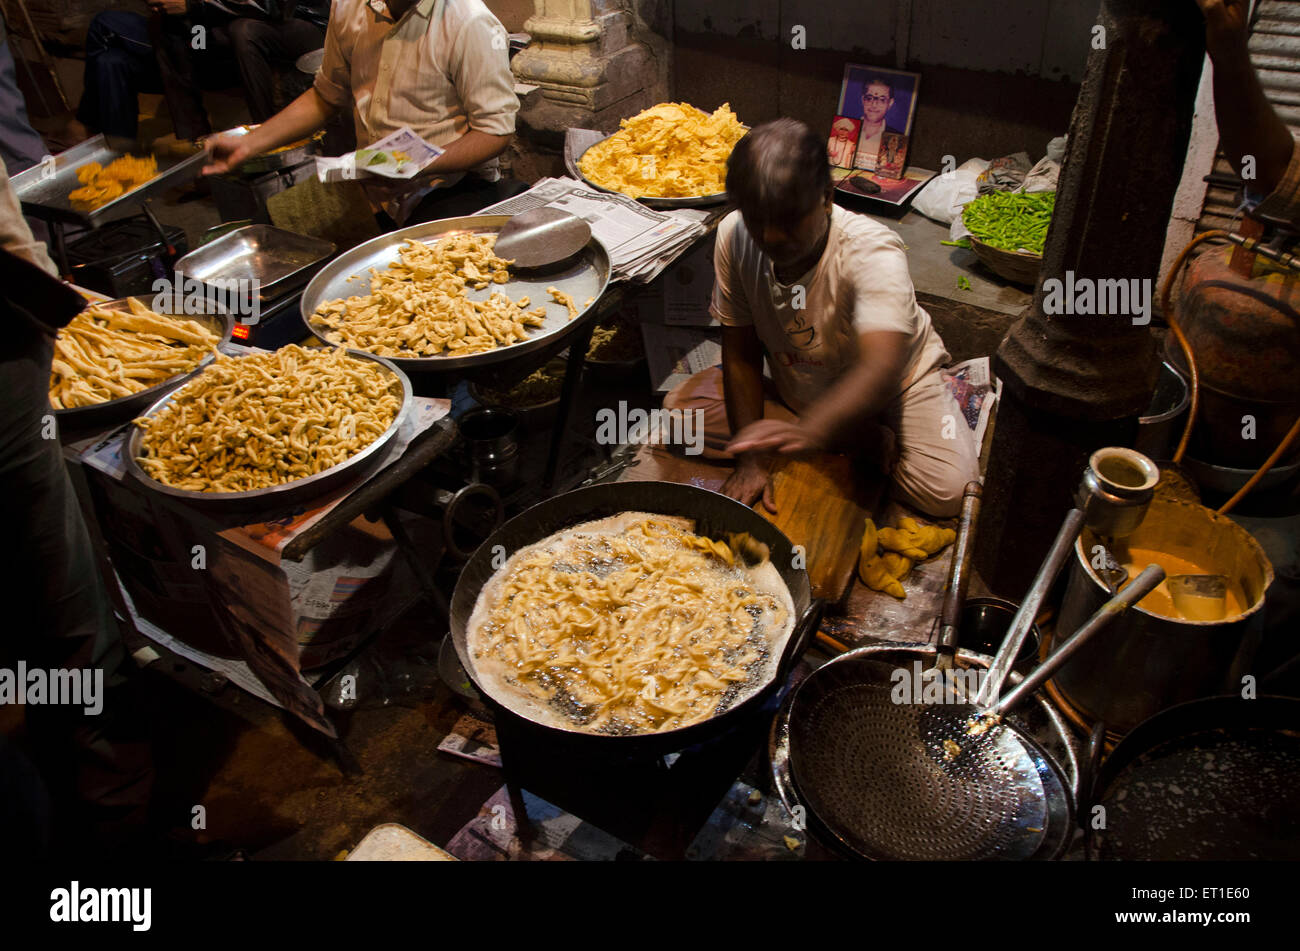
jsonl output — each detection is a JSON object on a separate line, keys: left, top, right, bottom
{"left": 961, "top": 191, "right": 1055, "bottom": 286}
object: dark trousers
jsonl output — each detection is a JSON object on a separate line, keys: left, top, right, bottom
{"left": 77, "top": 11, "right": 160, "bottom": 140}
{"left": 384, "top": 176, "right": 530, "bottom": 230}
{"left": 151, "top": 12, "right": 324, "bottom": 139}
{"left": 0, "top": 322, "right": 153, "bottom": 857}
{"left": 0, "top": 21, "right": 45, "bottom": 173}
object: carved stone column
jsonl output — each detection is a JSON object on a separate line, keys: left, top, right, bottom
{"left": 511, "top": 0, "right": 669, "bottom": 149}
{"left": 973, "top": 0, "right": 1206, "bottom": 596}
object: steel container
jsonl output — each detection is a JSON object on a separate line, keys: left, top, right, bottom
{"left": 1051, "top": 497, "right": 1274, "bottom": 733}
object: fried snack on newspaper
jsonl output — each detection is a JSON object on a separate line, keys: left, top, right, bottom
{"left": 68, "top": 154, "right": 158, "bottom": 209}
{"left": 578, "top": 102, "right": 745, "bottom": 199}
{"left": 133, "top": 345, "right": 402, "bottom": 493}
{"left": 310, "top": 232, "right": 582, "bottom": 358}
{"left": 49, "top": 298, "right": 221, "bottom": 409}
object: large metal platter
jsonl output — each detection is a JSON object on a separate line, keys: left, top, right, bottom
{"left": 575, "top": 137, "right": 732, "bottom": 209}
{"left": 12, "top": 135, "right": 205, "bottom": 227}
{"left": 53, "top": 296, "right": 234, "bottom": 432}
{"left": 124, "top": 349, "right": 412, "bottom": 511}
{"left": 299, "top": 215, "right": 610, "bottom": 373}
{"left": 175, "top": 224, "right": 336, "bottom": 302}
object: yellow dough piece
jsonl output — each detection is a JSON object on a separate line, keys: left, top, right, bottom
{"left": 860, "top": 517, "right": 878, "bottom": 559}
{"left": 860, "top": 554, "right": 906, "bottom": 599}
{"left": 879, "top": 517, "right": 956, "bottom": 560}
{"left": 880, "top": 551, "right": 913, "bottom": 582}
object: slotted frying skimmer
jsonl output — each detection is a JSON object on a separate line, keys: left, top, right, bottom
{"left": 775, "top": 506, "right": 1166, "bottom": 859}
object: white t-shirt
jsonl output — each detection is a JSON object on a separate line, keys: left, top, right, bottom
{"left": 710, "top": 206, "right": 949, "bottom": 412}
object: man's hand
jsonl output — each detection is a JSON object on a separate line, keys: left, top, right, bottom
{"left": 1196, "top": 0, "right": 1250, "bottom": 57}
{"left": 202, "top": 135, "right": 252, "bottom": 176}
{"left": 721, "top": 454, "right": 777, "bottom": 513}
{"left": 148, "top": 0, "right": 189, "bottom": 15}
{"left": 727, "top": 418, "right": 826, "bottom": 456}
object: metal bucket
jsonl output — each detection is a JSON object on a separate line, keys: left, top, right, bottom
{"left": 1134, "top": 361, "right": 1189, "bottom": 462}
{"left": 1050, "top": 497, "right": 1274, "bottom": 734}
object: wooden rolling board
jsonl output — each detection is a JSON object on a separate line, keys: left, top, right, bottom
{"left": 758, "top": 453, "right": 883, "bottom": 607}
{"left": 618, "top": 445, "right": 883, "bottom": 606}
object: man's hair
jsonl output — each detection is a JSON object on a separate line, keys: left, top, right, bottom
{"left": 862, "top": 77, "right": 893, "bottom": 99}
{"left": 726, "top": 118, "right": 831, "bottom": 231}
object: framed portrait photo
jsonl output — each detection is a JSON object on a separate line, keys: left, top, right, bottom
{"left": 876, "top": 132, "right": 909, "bottom": 180}
{"left": 837, "top": 64, "right": 920, "bottom": 172}
{"left": 827, "top": 115, "right": 861, "bottom": 169}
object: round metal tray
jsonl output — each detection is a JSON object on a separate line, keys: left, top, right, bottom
{"left": 299, "top": 215, "right": 611, "bottom": 374}
{"left": 54, "top": 296, "right": 234, "bottom": 432}
{"left": 575, "top": 139, "right": 730, "bottom": 208}
{"left": 124, "top": 349, "right": 413, "bottom": 510}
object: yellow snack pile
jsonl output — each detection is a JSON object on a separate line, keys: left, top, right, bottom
{"left": 133, "top": 345, "right": 402, "bottom": 493}
{"left": 68, "top": 154, "right": 158, "bottom": 209}
{"left": 579, "top": 102, "right": 746, "bottom": 199}
{"left": 858, "top": 516, "right": 957, "bottom": 600}
{"left": 50, "top": 298, "right": 219, "bottom": 409}
{"left": 310, "top": 234, "right": 576, "bottom": 358}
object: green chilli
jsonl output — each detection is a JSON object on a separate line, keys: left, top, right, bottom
{"left": 961, "top": 191, "right": 1055, "bottom": 255}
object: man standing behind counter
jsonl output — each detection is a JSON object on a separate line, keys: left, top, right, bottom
{"left": 664, "top": 119, "right": 979, "bottom": 518}
{"left": 203, "top": 0, "right": 518, "bottom": 224}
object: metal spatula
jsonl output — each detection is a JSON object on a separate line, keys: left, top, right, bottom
{"left": 492, "top": 207, "right": 592, "bottom": 269}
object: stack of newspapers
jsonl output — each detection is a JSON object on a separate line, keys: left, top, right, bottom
{"left": 479, "top": 176, "right": 708, "bottom": 284}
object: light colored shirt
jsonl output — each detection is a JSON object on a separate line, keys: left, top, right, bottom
{"left": 314, "top": 0, "right": 518, "bottom": 188}
{"left": 0, "top": 164, "right": 55, "bottom": 275}
{"left": 711, "top": 206, "right": 949, "bottom": 412}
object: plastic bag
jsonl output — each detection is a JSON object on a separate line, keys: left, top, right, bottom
{"left": 911, "top": 157, "right": 989, "bottom": 225}
{"left": 976, "top": 152, "right": 1032, "bottom": 194}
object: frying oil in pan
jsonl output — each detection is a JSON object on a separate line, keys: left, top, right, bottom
{"left": 1096, "top": 728, "right": 1300, "bottom": 860}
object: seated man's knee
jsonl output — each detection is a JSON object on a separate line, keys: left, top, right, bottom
{"left": 227, "top": 17, "right": 271, "bottom": 53}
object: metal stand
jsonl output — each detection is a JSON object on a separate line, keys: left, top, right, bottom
{"left": 543, "top": 317, "right": 597, "bottom": 492}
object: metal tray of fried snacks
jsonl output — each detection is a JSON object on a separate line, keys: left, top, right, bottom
{"left": 123, "top": 349, "right": 413, "bottom": 511}
{"left": 175, "top": 225, "right": 336, "bottom": 301}
{"left": 52, "top": 296, "right": 233, "bottom": 432}
{"left": 575, "top": 136, "right": 732, "bottom": 209}
{"left": 11, "top": 134, "right": 207, "bottom": 227}
{"left": 299, "top": 214, "right": 611, "bottom": 374}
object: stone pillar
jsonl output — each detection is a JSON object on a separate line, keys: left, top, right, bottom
{"left": 973, "top": 0, "right": 1206, "bottom": 597}
{"left": 511, "top": 0, "right": 669, "bottom": 149}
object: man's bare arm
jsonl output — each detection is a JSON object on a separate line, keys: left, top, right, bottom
{"left": 203, "top": 88, "right": 338, "bottom": 175}
{"left": 1198, "top": 0, "right": 1294, "bottom": 195}
{"left": 801, "top": 330, "right": 908, "bottom": 446}
{"left": 718, "top": 323, "right": 778, "bottom": 512}
{"left": 728, "top": 330, "right": 907, "bottom": 455}
{"left": 426, "top": 130, "right": 512, "bottom": 175}
{"left": 721, "top": 323, "right": 766, "bottom": 436}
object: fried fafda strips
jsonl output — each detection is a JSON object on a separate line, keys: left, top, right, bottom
{"left": 49, "top": 298, "right": 220, "bottom": 409}
{"left": 309, "top": 232, "right": 584, "bottom": 359}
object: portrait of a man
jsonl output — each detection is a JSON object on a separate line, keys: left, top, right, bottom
{"left": 837, "top": 65, "right": 920, "bottom": 171}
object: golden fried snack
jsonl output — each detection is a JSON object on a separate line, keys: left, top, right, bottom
{"left": 468, "top": 514, "right": 794, "bottom": 735}
{"left": 49, "top": 298, "right": 220, "bottom": 409}
{"left": 578, "top": 102, "right": 745, "bottom": 199}
{"left": 69, "top": 154, "right": 158, "bottom": 209}
{"left": 133, "top": 345, "right": 402, "bottom": 493}
{"left": 310, "top": 232, "right": 580, "bottom": 358}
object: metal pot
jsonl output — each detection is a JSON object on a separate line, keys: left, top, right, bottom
{"left": 1134, "top": 361, "right": 1189, "bottom": 462}
{"left": 1051, "top": 496, "right": 1274, "bottom": 734}
{"left": 448, "top": 481, "right": 822, "bottom": 757}
{"left": 958, "top": 597, "right": 1041, "bottom": 669}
